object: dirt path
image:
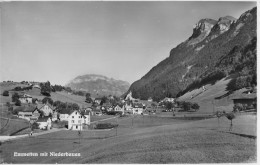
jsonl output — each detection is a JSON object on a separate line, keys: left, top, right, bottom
{"left": 0, "top": 128, "right": 65, "bottom": 142}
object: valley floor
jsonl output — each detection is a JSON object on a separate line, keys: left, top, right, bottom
{"left": 0, "top": 113, "right": 256, "bottom": 163}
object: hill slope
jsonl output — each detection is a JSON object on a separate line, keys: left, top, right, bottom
{"left": 66, "top": 74, "right": 130, "bottom": 97}
{"left": 127, "top": 7, "right": 256, "bottom": 101}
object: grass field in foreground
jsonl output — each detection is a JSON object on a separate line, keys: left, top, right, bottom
{"left": 0, "top": 118, "right": 29, "bottom": 136}
{"left": 0, "top": 113, "right": 256, "bottom": 163}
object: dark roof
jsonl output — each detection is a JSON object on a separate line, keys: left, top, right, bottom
{"left": 37, "top": 116, "right": 50, "bottom": 122}
{"left": 68, "top": 110, "right": 85, "bottom": 118}
{"left": 232, "top": 93, "right": 257, "bottom": 100}
{"left": 15, "top": 105, "right": 36, "bottom": 112}
{"left": 58, "top": 108, "right": 74, "bottom": 114}
{"left": 81, "top": 110, "right": 91, "bottom": 115}
{"left": 133, "top": 103, "right": 143, "bottom": 108}
{"left": 36, "top": 103, "right": 56, "bottom": 110}
{"left": 115, "top": 104, "right": 124, "bottom": 108}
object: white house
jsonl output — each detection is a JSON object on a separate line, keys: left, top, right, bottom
{"left": 81, "top": 110, "right": 91, "bottom": 125}
{"left": 18, "top": 111, "right": 33, "bottom": 121}
{"left": 19, "top": 94, "right": 33, "bottom": 104}
{"left": 36, "top": 116, "right": 52, "bottom": 130}
{"left": 67, "top": 110, "right": 85, "bottom": 130}
{"left": 114, "top": 104, "right": 124, "bottom": 114}
{"left": 132, "top": 103, "right": 144, "bottom": 115}
{"left": 161, "top": 97, "right": 175, "bottom": 103}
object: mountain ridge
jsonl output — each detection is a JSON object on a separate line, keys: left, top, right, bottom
{"left": 126, "top": 7, "right": 256, "bottom": 101}
{"left": 66, "top": 74, "right": 130, "bottom": 97}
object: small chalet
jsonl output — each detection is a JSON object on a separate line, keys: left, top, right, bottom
{"left": 114, "top": 104, "right": 124, "bottom": 114}
{"left": 36, "top": 116, "right": 52, "bottom": 130}
{"left": 67, "top": 110, "right": 86, "bottom": 130}
{"left": 19, "top": 94, "right": 33, "bottom": 104}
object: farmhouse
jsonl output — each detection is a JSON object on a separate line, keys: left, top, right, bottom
{"left": 67, "top": 110, "right": 86, "bottom": 130}
{"left": 81, "top": 110, "right": 91, "bottom": 125}
{"left": 58, "top": 109, "right": 73, "bottom": 121}
{"left": 19, "top": 94, "right": 33, "bottom": 104}
{"left": 36, "top": 103, "right": 55, "bottom": 116}
{"left": 36, "top": 116, "right": 52, "bottom": 130}
{"left": 232, "top": 93, "right": 257, "bottom": 111}
{"left": 16, "top": 105, "right": 36, "bottom": 120}
{"left": 132, "top": 103, "right": 144, "bottom": 115}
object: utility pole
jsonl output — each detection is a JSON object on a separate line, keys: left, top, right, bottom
{"left": 132, "top": 115, "right": 133, "bottom": 128}
{"left": 212, "top": 100, "right": 215, "bottom": 114}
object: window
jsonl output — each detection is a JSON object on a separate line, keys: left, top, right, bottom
{"left": 72, "top": 116, "right": 74, "bottom": 118}
{"left": 76, "top": 112, "right": 77, "bottom": 115}
{"left": 76, "top": 126, "right": 78, "bottom": 129}
{"left": 72, "top": 120, "right": 74, "bottom": 123}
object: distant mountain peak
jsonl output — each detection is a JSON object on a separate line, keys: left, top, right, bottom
{"left": 187, "top": 18, "right": 217, "bottom": 45}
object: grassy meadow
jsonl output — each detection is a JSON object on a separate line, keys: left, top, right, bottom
{"left": 0, "top": 113, "right": 256, "bottom": 163}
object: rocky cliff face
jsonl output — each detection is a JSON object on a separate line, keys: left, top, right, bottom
{"left": 66, "top": 74, "right": 130, "bottom": 97}
{"left": 126, "top": 7, "right": 256, "bottom": 101}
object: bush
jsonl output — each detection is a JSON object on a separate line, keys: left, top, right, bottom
{"left": 31, "top": 122, "right": 39, "bottom": 130}
{"left": 191, "top": 103, "right": 200, "bottom": 111}
{"left": 15, "top": 100, "right": 21, "bottom": 106}
{"left": 106, "top": 111, "right": 122, "bottom": 116}
{"left": 95, "top": 123, "right": 118, "bottom": 129}
{"left": 233, "top": 103, "right": 244, "bottom": 112}
{"left": 3, "top": 90, "right": 9, "bottom": 96}
{"left": 183, "top": 102, "right": 192, "bottom": 111}
{"left": 12, "top": 92, "right": 19, "bottom": 102}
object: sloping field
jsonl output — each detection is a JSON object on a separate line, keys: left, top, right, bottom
{"left": 178, "top": 78, "right": 236, "bottom": 113}
{"left": 0, "top": 118, "right": 29, "bottom": 136}
{"left": 0, "top": 114, "right": 256, "bottom": 163}
{"left": 10, "top": 87, "right": 88, "bottom": 107}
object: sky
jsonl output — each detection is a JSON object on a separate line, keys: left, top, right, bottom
{"left": 0, "top": 1, "right": 256, "bottom": 86}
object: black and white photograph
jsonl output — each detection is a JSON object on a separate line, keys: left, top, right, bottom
{"left": 0, "top": 1, "right": 257, "bottom": 163}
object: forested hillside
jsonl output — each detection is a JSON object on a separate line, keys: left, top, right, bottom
{"left": 127, "top": 7, "right": 256, "bottom": 101}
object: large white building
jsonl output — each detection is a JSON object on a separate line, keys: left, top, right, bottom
{"left": 67, "top": 110, "right": 85, "bottom": 130}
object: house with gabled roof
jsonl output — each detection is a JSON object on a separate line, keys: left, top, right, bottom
{"left": 19, "top": 94, "right": 33, "bottom": 104}
{"left": 232, "top": 92, "right": 257, "bottom": 111}
{"left": 16, "top": 105, "right": 36, "bottom": 121}
{"left": 36, "top": 116, "right": 52, "bottom": 130}
{"left": 58, "top": 108, "right": 73, "bottom": 121}
{"left": 132, "top": 103, "right": 144, "bottom": 115}
{"left": 68, "top": 110, "right": 86, "bottom": 130}
{"left": 36, "top": 103, "right": 55, "bottom": 117}
{"left": 114, "top": 104, "right": 124, "bottom": 114}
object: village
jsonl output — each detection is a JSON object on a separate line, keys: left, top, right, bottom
{"left": 0, "top": 2, "right": 257, "bottom": 163}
